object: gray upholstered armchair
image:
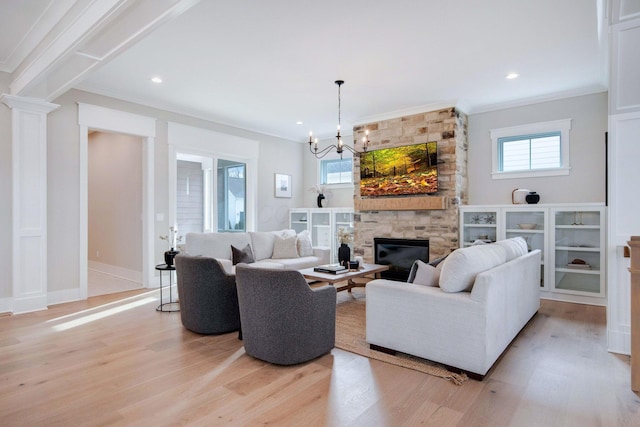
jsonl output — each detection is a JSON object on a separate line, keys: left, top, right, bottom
{"left": 235, "top": 264, "right": 336, "bottom": 365}
{"left": 174, "top": 254, "right": 241, "bottom": 335}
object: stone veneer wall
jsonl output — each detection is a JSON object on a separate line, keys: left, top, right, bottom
{"left": 353, "top": 107, "right": 468, "bottom": 262}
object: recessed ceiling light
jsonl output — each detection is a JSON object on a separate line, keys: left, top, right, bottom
{"left": 296, "top": 121, "right": 303, "bottom": 125}
{"left": 151, "top": 76, "right": 163, "bottom": 84}
{"left": 506, "top": 73, "right": 519, "bottom": 80}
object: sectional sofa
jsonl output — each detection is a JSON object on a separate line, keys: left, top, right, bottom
{"left": 184, "top": 229, "right": 330, "bottom": 273}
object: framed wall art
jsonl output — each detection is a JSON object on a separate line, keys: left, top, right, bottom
{"left": 274, "top": 173, "right": 292, "bottom": 198}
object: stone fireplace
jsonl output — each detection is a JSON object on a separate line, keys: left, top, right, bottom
{"left": 353, "top": 107, "right": 468, "bottom": 262}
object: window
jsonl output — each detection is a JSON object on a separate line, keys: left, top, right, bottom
{"left": 217, "top": 160, "right": 246, "bottom": 232}
{"left": 320, "top": 157, "right": 353, "bottom": 185}
{"left": 491, "top": 119, "right": 571, "bottom": 179}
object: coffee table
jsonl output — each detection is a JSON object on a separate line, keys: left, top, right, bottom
{"left": 299, "top": 263, "right": 390, "bottom": 293}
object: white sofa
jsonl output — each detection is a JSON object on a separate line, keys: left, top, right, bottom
{"left": 185, "top": 230, "right": 330, "bottom": 273}
{"left": 366, "top": 237, "right": 541, "bottom": 378}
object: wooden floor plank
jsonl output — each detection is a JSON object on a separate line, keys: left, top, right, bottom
{"left": 0, "top": 289, "right": 639, "bottom": 426}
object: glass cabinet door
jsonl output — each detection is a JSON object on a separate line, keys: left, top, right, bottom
{"left": 289, "top": 210, "right": 309, "bottom": 234}
{"left": 460, "top": 208, "right": 498, "bottom": 247}
{"left": 311, "top": 211, "right": 331, "bottom": 248}
{"left": 503, "top": 208, "right": 547, "bottom": 288}
{"left": 551, "top": 208, "right": 604, "bottom": 297}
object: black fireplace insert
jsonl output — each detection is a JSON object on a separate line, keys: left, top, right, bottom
{"left": 374, "top": 238, "right": 429, "bottom": 282}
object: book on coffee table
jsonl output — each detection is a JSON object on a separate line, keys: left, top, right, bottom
{"left": 314, "top": 264, "right": 348, "bottom": 274}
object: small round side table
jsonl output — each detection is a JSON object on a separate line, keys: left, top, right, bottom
{"left": 155, "top": 264, "right": 179, "bottom": 312}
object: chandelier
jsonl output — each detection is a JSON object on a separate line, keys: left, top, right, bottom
{"left": 308, "top": 80, "right": 370, "bottom": 158}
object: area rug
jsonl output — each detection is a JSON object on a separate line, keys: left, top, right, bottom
{"left": 334, "top": 291, "right": 468, "bottom": 385}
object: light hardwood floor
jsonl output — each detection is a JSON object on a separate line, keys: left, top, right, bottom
{"left": 1, "top": 288, "right": 639, "bottom": 426}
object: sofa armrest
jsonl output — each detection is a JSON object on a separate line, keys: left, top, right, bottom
{"left": 313, "top": 247, "right": 331, "bottom": 265}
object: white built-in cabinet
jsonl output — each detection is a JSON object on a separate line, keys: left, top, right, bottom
{"left": 289, "top": 208, "right": 354, "bottom": 263}
{"left": 460, "top": 204, "right": 605, "bottom": 305}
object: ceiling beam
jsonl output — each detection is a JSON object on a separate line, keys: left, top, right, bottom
{"left": 10, "top": 0, "right": 200, "bottom": 101}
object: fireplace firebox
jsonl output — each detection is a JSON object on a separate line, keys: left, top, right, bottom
{"left": 374, "top": 238, "right": 429, "bottom": 282}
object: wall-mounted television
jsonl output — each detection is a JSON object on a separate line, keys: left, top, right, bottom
{"left": 360, "top": 142, "right": 437, "bottom": 197}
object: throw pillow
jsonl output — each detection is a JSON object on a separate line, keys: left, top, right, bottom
{"left": 438, "top": 244, "right": 507, "bottom": 293}
{"left": 231, "top": 244, "right": 255, "bottom": 265}
{"left": 407, "top": 254, "right": 450, "bottom": 283}
{"left": 272, "top": 234, "right": 299, "bottom": 259}
{"left": 409, "top": 260, "right": 440, "bottom": 287}
{"left": 495, "top": 237, "right": 528, "bottom": 261}
{"left": 296, "top": 230, "right": 314, "bottom": 257}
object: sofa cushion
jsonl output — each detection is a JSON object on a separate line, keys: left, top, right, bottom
{"left": 272, "top": 234, "right": 299, "bottom": 259}
{"left": 439, "top": 244, "right": 507, "bottom": 293}
{"left": 249, "top": 231, "right": 275, "bottom": 261}
{"left": 409, "top": 260, "right": 440, "bottom": 287}
{"left": 231, "top": 244, "right": 255, "bottom": 265}
{"left": 296, "top": 230, "right": 314, "bottom": 257}
{"left": 495, "top": 237, "right": 528, "bottom": 261}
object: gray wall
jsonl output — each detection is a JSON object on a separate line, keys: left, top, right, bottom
{"left": 0, "top": 85, "right": 608, "bottom": 299}
{"left": 467, "top": 92, "right": 608, "bottom": 205}
{"left": 43, "top": 89, "right": 304, "bottom": 293}
{"left": 88, "top": 131, "right": 142, "bottom": 271}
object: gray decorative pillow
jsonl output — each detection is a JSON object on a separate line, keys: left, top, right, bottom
{"left": 231, "top": 244, "right": 255, "bottom": 265}
{"left": 272, "top": 234, "right": 299, "bottom": 259}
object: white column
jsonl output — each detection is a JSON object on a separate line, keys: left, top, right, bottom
{"left": 1, "top": 95, "right": 59, "bottom": 314}
{"left": 607, "top": 0, "right": 640, "bottom": 354}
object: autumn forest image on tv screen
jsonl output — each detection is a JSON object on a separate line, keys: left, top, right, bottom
{"left": 359, "top": 142, "right": 438, "bottom": 197}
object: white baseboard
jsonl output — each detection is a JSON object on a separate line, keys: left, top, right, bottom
{"left": 0, "top": 297, "right": 13, "bottom": 315}
{"left": 608, "top": 329, "right": 631, "bottom": 355}
{"left": 48, "top": 288, "right": 82, "bottom": 307}
{"left": 88, "top": 260, "right": 142, "bottom": 284}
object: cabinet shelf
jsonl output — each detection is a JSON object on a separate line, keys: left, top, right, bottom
{"left": 555, "top": 267, "right": 600, "bottom": 275}
{"left": 506, "top": 228, "right": 544, "bottom": 234}
{"left": 555, "top": 246, "right": 600, "bottom": 252}
{"left": 555, "top": 225, "right": 600, "bottom": 230}
{"left": 464, "top": 224, "right": 496, "bottom": 228}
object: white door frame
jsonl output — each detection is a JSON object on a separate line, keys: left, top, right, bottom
{"left": 78, "top": 103, "right": 156, "bottom": 298}
{"left": 167, "top": 122, "right": 259, "bottom": 233}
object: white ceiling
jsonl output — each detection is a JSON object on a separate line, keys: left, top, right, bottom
{"left": 1, "top": 0, "right": 608, "bottom": 142}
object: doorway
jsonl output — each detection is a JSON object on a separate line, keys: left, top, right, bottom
{"left": 87, "top": 131, "right": 144, "bottom": 296}
{"left": 78, "top": 103, "right": 156, "bottom": 300}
